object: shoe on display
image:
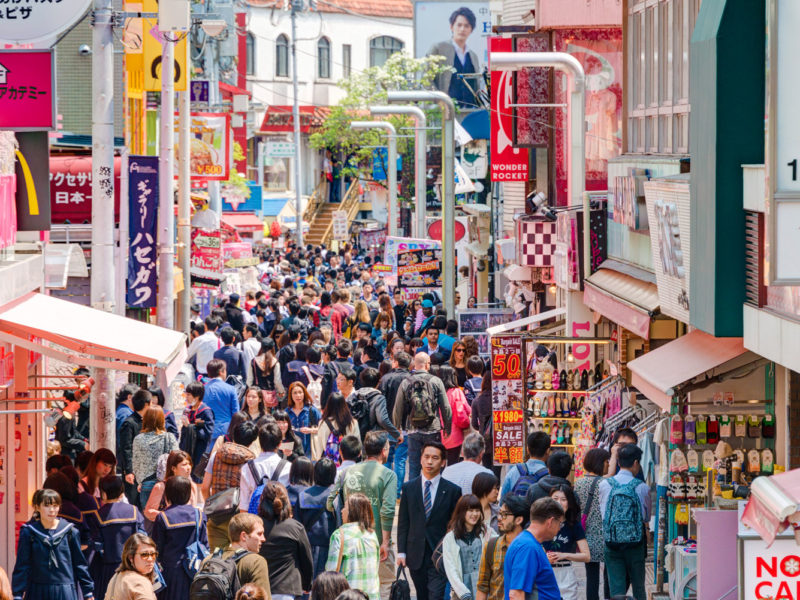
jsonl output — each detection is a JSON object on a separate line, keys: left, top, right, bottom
{"left": 540, "top": 396, "right": 549, "bottom": 417}
{"left": 552, "top": 370, "right": 560, "bottom": 390}
{"left": 535, "top": 370, "right": 544, "bottom": 390}
{"left": 580, "top": 369, "right": 589, "bottom": 390}
{"left": 560, "top": 369, "right": 567, "bottom": 390}
{"left": 563, "top": 423, "right": 572, "bottom": 444}
{"left": 551, "top": 423, "right": 559, "bottom": 445}
{"left": 548, "top": 396, "right": 556, "bottom": 417}
{"left": 533, "top": 394, "right": 542, "bottom": 417}
{"left": 569, "top": 397, "right": 578, "bottom": 417}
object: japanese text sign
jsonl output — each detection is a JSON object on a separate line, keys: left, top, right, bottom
{"left": 126, "top": 156, "right": 159, "bottom": 308}
{"left": 489, "top": 37, "right": 529, "bottom": 182}
{"left": 191, "top": 228, "right": 223, "bottom": 273}
{"left": 397, "top": 248, "right": 442, "bottom": 289}
{"left": 0, "top": 0, "right": 91, "bottom": 46}
{"left": 493, "top": 410, "right": 524, "bottom": 465}
{"left": 0, "top": 50, "right": 55, "bottom": 131}
{"left": 50, "top": 156, "right": 121, "bottom": 224}
{"left": 175, "top": 113, "right": 231, "bottom": 181}
{"left": 491, "top": 334, "right": 524, "bottom": 464}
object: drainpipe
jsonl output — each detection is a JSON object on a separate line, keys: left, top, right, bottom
{"left": 350, "top": 121, "right": 398, "bottom": 236}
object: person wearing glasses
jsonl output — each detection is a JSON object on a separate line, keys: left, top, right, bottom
{"left": 104, "top": 533, "right": 159, "bottom": 599}
{"left": 476, "top": 495, "right": 528, "bottom": 600}
{"left": 449, "top": 342, "right": 469, "bottom": 388}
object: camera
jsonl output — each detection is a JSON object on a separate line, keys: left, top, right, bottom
{"left": 78, "top": 44, "right": 92, "bottom": 56}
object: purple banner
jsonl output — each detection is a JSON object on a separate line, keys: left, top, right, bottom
{"left": 127, "top": 156, "right": 159, "bottom": 308}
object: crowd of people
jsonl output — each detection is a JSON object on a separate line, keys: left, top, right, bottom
{"left": 8, "top": 241, "right": 652, "bottom": 600}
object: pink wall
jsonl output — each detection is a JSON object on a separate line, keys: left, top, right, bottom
{"left": 536, "top": 0, "right": 622, "bottom": 29}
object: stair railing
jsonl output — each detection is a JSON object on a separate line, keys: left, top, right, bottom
{"left": 315, "top": 179, "right": 360, "bottom": 246}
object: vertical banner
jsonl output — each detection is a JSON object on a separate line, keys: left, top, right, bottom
{"left": 126, "top": 156, "right": 159, "bottom": 307}
{"left": 490, "top": 334, "right": 524, "bottom": 465}
{"left": 489, "top": 36, "right": 529, "bottom": 182}
{"left": 14, "top": 131, "right": 51, "bottom": 231}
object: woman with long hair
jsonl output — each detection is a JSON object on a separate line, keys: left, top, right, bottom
{"left": 258, "top": 482, "right": 313, "bottom": 600}
{"left": 543, "top": 485, "right": 590, "bottom": 600}
{"left": 439, "top": 365, "right": 471, "bottom": 465}
{"left": 285, "top": 381, "right": 321, "bottom": 456}
{"left": 143, "top": 450, "right": 204, "bottom": 523}
{"left": 325, "top": 493, "right": 380, "bottom": 600}
{"left": 371, "top": 312, "right": 393, "bottom": 356}
{"left": 243, "top": 386, "right": 267, "bottom": 421}
{"left": 310, "top": 571, "right": 350, "bottom": 600}
{"left": 470, "top": 370, "right": 494, "bottom": 472}
{"left": 311, "top": 392, "right": 359, "bottom": 462}
{"left": 441, "top": 494, "right": 491, "bottom": 600}
{"left": 448, "top": 341, "right": 469, "bottom": 388}
{"left": 461, "top": 336, "right": 480, "bottom": 360}
{"left": 344, "top": 301, "right": 371, "bottom": 340}
{"left": 471, "top": 472, "right": 500, "bottom": 532}
{"left": 573, "top": 449, "right": 611, "bottom": 600}
{"left": 11, "top": 489, "right": 94, "bottom": 600}
{"left": 286, "top": 456, "right": 314, "bottom": 510}
{"left": 273, "top": 409, "right": 305, "bottom": 461}
{"left": 378, "top": 294, "right": 395, "bottom": 329}
{"left": 80, "top": 447, "right": 116, "bottom": 500}
{"left": 132, "top": 406, "right": 179, "bottom": 509}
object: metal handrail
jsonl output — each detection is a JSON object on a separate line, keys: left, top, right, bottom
{"left": 303, "top": 180, "right": 327, "bottom": 224}
{"left": 316, "top": 179, "right": 360, "bottom": 246}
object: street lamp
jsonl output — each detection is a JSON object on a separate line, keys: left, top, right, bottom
{"left": 370, "top": 106, "right": 427, "bottom": 239}
{"left": 386, "top": 91, "right": 456, "bottom": 317}
{"left": 488, "top": 52, "right": 589, "bottom": 279}
{"left": 350, "top": 121, "right": 398, "bottom": 237}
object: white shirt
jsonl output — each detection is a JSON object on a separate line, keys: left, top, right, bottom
{"left": 240, "top": 337, "right": 261, "bottom": 383}
{"left": 239, "top": 451, "right": 291, "bottom": 509}
{"left": 452, "top": 40, "right": 468, "bottom": 64}
{"left": 421, "top": 473, "right": 441, "bottom": 507}
{"left": 442, "top": 460, "right": 493, "bottom": 496}
{"left": 186, "top": 330, "right": 222, "bottom": 374}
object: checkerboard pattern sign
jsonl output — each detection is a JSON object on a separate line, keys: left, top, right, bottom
{"left": 517, "top": 219, "right": 557, "bottom": 266}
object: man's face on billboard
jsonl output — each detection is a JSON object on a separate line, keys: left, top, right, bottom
{"left": 451, "top": 15, "right": 473, "bottom": 45}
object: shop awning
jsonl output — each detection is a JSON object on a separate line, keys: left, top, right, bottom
{"left": 627, "top": 330, "right": 748, "bottom": 411}
{"left": 43, "top": 243, "right": 88, "bottom": 290}
{"left": 258, "top": 105, "right": 330, "bottom": 134}
{"left": 742, "top": 471, "right": 800, "bottom": 546}
{"left": 221, "top": 213, "right": 264, "bottom": 232}
{"left": 583, "top": 268, "right": 659, "bottom": 339}
{"left": 486, "top": 307, "right": 567, "bottom": 336}
{"left": 0, "top": 293, "right": 187, "bottom": 381}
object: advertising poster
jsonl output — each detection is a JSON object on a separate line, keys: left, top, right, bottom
{"left": 383, "top": 236, "right": 441, "bottom": 284}
{"left": 175, "top": 113, "right": 231, "bottom": 181}
{"left": 126, "top": 156, "right": 159, "bottom": 308}
{"left": 397, "top": 247, "right": 442, "bottom": 289}
{"left": 415, "top": 1, "right": 491, "bottom": 109}
{"left": 14, "top": 132, "right": 51, "bottom": 231}
{"left": 0, "top": 50, "right": 56, "bottom": 131}
{"left": 191, "top": 228, "right": 223, "bottom": 274}
{"left": 489, "top": 36, "right": 529, "bottom": 181}
{"left": 360, "top": 228, "right": 386, "bottom": 250}
{"left": 491, "top": 334, "right": 524, "bottom": 465}
{"left": 49, "top": 156, "right": 121, "bottom": 223}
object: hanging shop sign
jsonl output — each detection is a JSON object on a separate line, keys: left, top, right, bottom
{"left": 490, "top": 334, "right": 524, "bottom": 465}
{"left": 554, "top": 205, "right": 607, "bottom": 290}
{"left": 142, "top": 0, "right": 187, "bottom": 91}
{"left": 0, "top": 1, "right": 90, "bottom": 46}
{"left": 14, "top": 131, "right": 51, "bottom": 231}
{"left": 190, "top": 80, "right": 210, "bottom": 104}
{"left": 0, "top": 50, "right": 55, "bottom": 131}
{"left": 191, "top": 228, "right": 223, "bottom": 282}
{"left": 126, "top": 156, "right": 159, "bottom": 308}
{"left": 517, "top": 217, "right": 557, "bottom": 267}
{"left": 175, "top": 113, "right": 231, "bottom": 181}
{"left": 359, "top": 228, "right": 386, "bottom": 250}
{"left": 512, "top": 33, "right": 552, "bottom": 148}
{"left": 612, "top": 170, "right": 650, "bottom": 231}
{"left": 461, "top": 139, "right": 488, "bottom": 180}
{"left": 644, "top": 177, "right": 691, "bottom": 322}
{"left": 397, "top": 247, "right": 442, "bottom": 289}
{"left": 50, "top": 156, "right": 121, "bottom": 224}
{"left": 489, "top": 36, "right": 529, "bottom": 182}
{"left": 383, "top": 236, "right": 441, "bottom": 283}
{"left": 265, "top": 140, "right": 296, "bottom": 158}
{"left": 222, "top": 241, "right": 255, "bottom": 267}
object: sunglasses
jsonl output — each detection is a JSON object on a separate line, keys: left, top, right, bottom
{"left": 455, "top": 348, "right": 465, "bottom": 353}
{"left": 137, "top": 551, "right": 158, "bottom": 559}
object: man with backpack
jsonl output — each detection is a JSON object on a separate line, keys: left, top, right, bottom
{"left": 192, "top": 513, "right": 271, "bottom": 599}
{"left": 524, "top": 451, "right": 574, "bottom": 504}
{"left": 321, "top": 338, "right": 353, "bottom": 407}
{"left": 359, "top": 368, "right": 402, "bottom": 444}
{"left": 239, "top": 422, "right": 290, "bottom": 512}
{"left": 476, "top": 495, "right": 528, "bottom": 600}
{"left": 500, "top": 431, "right": 551, "bottom": 501}
{"left": 392, "top": 352, "right": 452, "bottom": 481}
{"left": 337, "top": 366, "right": 372, "bottom": 441}
{"left": 598, "top": 443, "right": 650, "bottom": 600}
{"left": 278, "top": 325, "right": 302, "bottom": 386}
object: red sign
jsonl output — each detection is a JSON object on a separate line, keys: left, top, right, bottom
{"left": 427, "top": 219, "right": 466, "bottom": 242}
{"left": 0, "top": 50, "right": 56, "bottom": 131}
{"left": 191, "top": 229, "right": 223, "bottom": 273}
{"left": 493, "top": 409, "right": 525, "bottom": 465}
{"left": 0, "top": 174, "right": 16, "bottom": 250}
{"left": 49, "top": 156, "right": 121, "bottom": 224}
{"left": 222, "top": 242, "right": 252, "bottom": 260}
{"left": 490, "top": 37, "right": 529, "bottom": 182}
{"left": 491, "top": 334, "right": 522, "bottom": 380}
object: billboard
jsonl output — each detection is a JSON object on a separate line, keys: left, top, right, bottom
{"left": 414, "top": 1, "right": 491, "bottom": 109}
{"left": 489, "top": 37, "right": 529, "bottom": 182}
{"left": 175, "top": 113, "right": 231, "bottom": 181}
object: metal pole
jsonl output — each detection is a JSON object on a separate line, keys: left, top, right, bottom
{"left": 90, "top": 0, "right": 116, "bottom": 451}
{"left": 117, "top": 150, "right": 129, "bottom": 317}
{"left": 158, "top": 39, "right": 175, "bottom": 329}
{"left": 290, "top": 1, "right": 304, "bottom": 247}
{"left": 370, "top": 106, "right": 427, "bottom": 238}
{"left": 350, "top": 121, "right": 397, "bottom": 236}
{"left": 488, "top": 52, "right": 588, "bottom": 277}
{"left": 387, "top": 91, "right": 455, "bottom": 316}
{"left": 203, "top": 6, "right": 222, "bottom": 216}
{"left": 177, "top": 89, "right": 191, "bottom": 335}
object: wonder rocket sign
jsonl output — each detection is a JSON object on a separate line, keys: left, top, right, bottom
{"left": 489, "top": 37, "right": 528, "bottom": 182}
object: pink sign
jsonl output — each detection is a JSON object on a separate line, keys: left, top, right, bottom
{"left": 221, "top": 242, "right": 252, "bottom": 260}
{"left": 191, "top": 229, "right": 223, "bottom": 273}
{"left": 0, "top": 174, "right": 16, "bottom": 250}
{"left": 0, "top": 50, "right": 55, "bottom": 131}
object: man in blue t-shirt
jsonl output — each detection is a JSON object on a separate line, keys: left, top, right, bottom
{"left": 504, "top": 497, "right": 564, "bottom": 600}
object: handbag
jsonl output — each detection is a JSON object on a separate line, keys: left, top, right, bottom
{"left": 204, "top": 487, "right": 241, "bottom": 525}
{"left": 581, "top": 475, "right": 601, "bottom": 529}
{"left": 183, "top": 508, "right": 210, "bottom": 578}
{"left": 390, "top": 567, "right": 411, "bottom": 600}
{"left": 192, "top": 451, "right": 211, "bottom": 481}
{"left": 335, "top": 529, "right": 346, "bottom": 572}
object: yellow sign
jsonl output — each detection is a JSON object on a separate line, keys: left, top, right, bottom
{"left": 142, "top": 0, "right": 187, "bottom": 91}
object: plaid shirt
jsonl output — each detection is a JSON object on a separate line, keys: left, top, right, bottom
{"left": 477, "top": 534, "right": 511, "bottom": 600}
{"left": 326, "top": 523, "right": 380, "bottom": 600}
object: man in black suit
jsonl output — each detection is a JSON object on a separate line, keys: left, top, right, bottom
{"left": 397, "top": 440, "right": 462, "bottom": 600}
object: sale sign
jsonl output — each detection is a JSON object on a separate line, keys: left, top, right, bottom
{"left": 191, "top": 228, "right": 223, "bottom": 273}
{"left": 491, "top": 334, "right": 524, "bottom": 465}
{"left": 0, "top": 50, "right": 56, "bottom": 131}
{"left": 489, "top": 37, "right": 529, "bottom": 182}
{"left": 493, "top": 409, "right": 524, "bottom": 465}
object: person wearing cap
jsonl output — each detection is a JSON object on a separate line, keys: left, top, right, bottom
{"left": 415, "top": 299, "right": 436, "bottom": 337}
{"left": 190, "top": 303, "right": 203, "bottom": 325}
{"left": 225, "top": 293, "right": 245, "bottom": 334}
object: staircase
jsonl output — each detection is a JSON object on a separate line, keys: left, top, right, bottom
{"left": 305, "top": 203, "right": 340, "bottom": 245}
{"left": 303, "top": 180, "right": 360, "bottom": 247}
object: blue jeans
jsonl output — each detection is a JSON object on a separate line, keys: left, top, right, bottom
{"left": 387, "top": 437, "right": 408, "bottom": 498}
{"left": 407, "top": 431, "right": 440, "bottom": 482}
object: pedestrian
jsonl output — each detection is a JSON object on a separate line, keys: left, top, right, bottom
{"left": 41, "top": 471, "right": 90, "bottom": 561}
{"left": 186, "top": 316, "right": 223, "bottom": 376}
{"left": 397, "top": 441, "right": 461, "bottom": 600}
{"left": 287, "top": 456, "right": 315, "bottom": 509}
{"left": 311, "top": 392, "right": 360, "bottom": 462}
{"left": 236, "top": 583, "right": 270, "bottom": 600}
{"left": 297, "top": 458, "right": 338, "bottom": 577}
{"left": 11, "top": 489, "right": 95, "bottom": 600}
{"left": 321, "top": 339, "right": 355, "bottom": 406}
{"left": 371, "top": 312, "right": 393, "bottom": 356}
{"left": 525, "top": 451, "right": 574, "bottom": 504}
{"left": 273, "top": 409, "right": 307, "bottom": 461}
{"left": 463, "top": 356, "right": 484, "bottom": 407}
{"left": 143, "top": 450, "right": 204, "bottom": 528}
{"left": 148, "top": 386, "right": 179, "bottom": 439}
{"left": 334, "top": 435, "right": 362, "bottom": 485}
{"left": 472, "top": 472, "right": 500, "bottom": 532}
{"left": 439, "top": 365, "right": 471, "bottom": 465}
{"left": 241, "top": 323, "right": 263, "bottom": 384}
{"left": 203, "top": 359, "right": 241, "bottom": 446}
{"left": 344, "top": 301, "right": 371, "bottom": 340}
{"left": 239, "top": 421, "right": 291, "bottom": 512}
{"left": 85, "top": 475, "right": 145, "bottom": 598}
{"left": 358, "top": 368, "right": 402, "bottom": 445}
{"left": 310, "top": 571, "right": 350, "bottom": 600}
{"left": 79, "top": 447, "right": 116, "bottom": 503}
{"left": 469, "top": 371, "right": 494, "bottom": 472}
{"left": 179, "top": 381, "right": 216, "bottom": 481}
{"left": 103, "top": 533, "right": 158, "bottom": 600}
{"left": 574, "top": 448, "right": 611, "bottom": 600}
{"left": 441, "top": 494, "right": 493, "bottom": 600}
{"left": 543, "top": 485, "right": 590, "bottom": 600}
{"left": 257, "top": 482, "right": 314, "bottom": 600}
{"left": 151, "top": 476, "right": 209, "bottom": 600}
{"left": 499, "top": 432, "right": 551, "bottom": 501}
{"left": 251, "top": 338, "right": 285, "bottom": 401}
{"left": 132, "top": 406, "right": 179, "bottom": 509}
{"left": 392, "top": 352, "right": 452, "bottom": 481}
{"left": 209, "top": 512, "right": 272, "bottom": 593}
{"left": 118, "top": 389, "right": 151, "bottom": 506}
{"left": 449, "top": 341, "right": 469, "bottom": 388}
{"left": 378, "top": 351, "right": 411, "bottom": 496}
{"left": 475, "top": 495, "right": 527, "bottom": 600}
{"left": 327, "top": 431, "right": 398, "bottom": 599}
{"left": 598, "top": 444, "right": 650, "bottom": 600}
{"left": 243, "top": 386, "right": 267, "bottom": 422}
{"left": 503, "top": 498, "right": 564, "bottom": 600}
{"left": 115, "top": 384, "right": 139, "bottom": 438}
{"left": 442, "top": 432, "right": 493, "bottom": 496}
{"left": 285, "top": 381, "right": 322, "bottom": 455}
{"left": 325, "top": 493, "right": 380, "bottom": 600}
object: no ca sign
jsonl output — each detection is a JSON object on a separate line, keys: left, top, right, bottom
{"left": 743, "top": 536, "right": 800, "bottom": 599}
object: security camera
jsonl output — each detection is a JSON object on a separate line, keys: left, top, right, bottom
{"left": 525, "top": 190, "right": 556, "bottom": 221}
{"left": 78, "top": 44, "right": 92, "bottom": 56}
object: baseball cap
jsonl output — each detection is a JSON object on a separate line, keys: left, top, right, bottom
{"left": 422, "top": 299, "right": 434, "bottom": 308}
{"left": 299, "top": 269, "right": 308, "bottom": 276}
{"left": 229, "top": 293, "right": 240, "bottom": 303}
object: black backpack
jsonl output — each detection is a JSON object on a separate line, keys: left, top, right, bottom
{"left": 407, "top": 374, "right": 437, "bottom": 429}
{"left": 509, "top": 463, "right": 548, "bottom": 498}
{"left": 189, "top": 548, "right": 248, "bottom": 600}
{"left": 347, "top": 392, "right": 372, "bottom": 440}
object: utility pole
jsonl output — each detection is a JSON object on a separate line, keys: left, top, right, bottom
{"left": 350, "top": 121, "right": 397, "bottom": 236}
{"left": 90, "top": 0, "right": 117, "bottom": 451}
{"left": 290, "top": 0, "right": 303, "bottom": 247}
{"left": 157, "top": 38, "right": 175, "bottom": 329}
{"left": 177, "top": 87, "right": 191, "bottom": 335}
{"left": 204, "top": 0, "right": 222, "bottom": 216}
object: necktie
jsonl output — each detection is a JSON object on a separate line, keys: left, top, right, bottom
{"left": 424, "top": 480, "right": 432, "bottom": 518}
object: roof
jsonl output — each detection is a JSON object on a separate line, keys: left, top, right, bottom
{"left": 259, "top": 105, "right": 331, "bottom": 134}
{"left": 262, "top": 197, "right": 291, "bottom": 217}
{"left": 316, "top": 0, "right": 412, "bottom": 19}
{"left": 221, "top": 213, "right": 264, "bottom": 231}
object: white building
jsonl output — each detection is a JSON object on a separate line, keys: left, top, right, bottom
{"left": 245, "top": 0, "right": 413, "bottom": 195}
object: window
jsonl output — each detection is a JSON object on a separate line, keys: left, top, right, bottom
{"left": 342, "top": 44, "right": 352, "bottom": 78}
{"left": 369, "top": 36, "right": 404, "bottom": 67}
{"left": 246, "top": 33, "right": 255, "bottom": 76}
{"left": 318, "top": 37, "right": 331, "bottom": 79}
{"left": 276, "top": 34, "right": 289, "bottom": 78}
